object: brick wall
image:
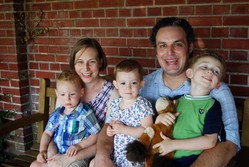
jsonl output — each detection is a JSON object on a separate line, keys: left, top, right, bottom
{"left": 0, "top": 0, "right": 248, "bottom": 154}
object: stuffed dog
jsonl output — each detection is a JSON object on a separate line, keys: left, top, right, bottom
{"left": 126, "top": 97, "right": 178, "bottom": 167}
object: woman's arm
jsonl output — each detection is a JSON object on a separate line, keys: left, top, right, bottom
{"left": 93, "top": 124, "right": 115, "bottom": 167}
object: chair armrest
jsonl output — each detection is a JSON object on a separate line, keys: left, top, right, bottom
{"left": 0, "top": 113, "right": 44, "bottom": 137}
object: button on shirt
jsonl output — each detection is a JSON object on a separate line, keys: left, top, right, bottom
{"left": 45, "top": 102, "right": 100, "bottom": 154}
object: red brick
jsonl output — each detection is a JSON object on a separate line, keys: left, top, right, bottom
{"left": 101, "top": 38, "right": 126, "bottom": 47}
{"left": 29, "top": 62, "right": 39, "bottom": 70}
{"left": 94, "top": 29, "right": 106, "bottom": 37}
{"left": 196, "top": 5, "right": 212, "bottom": 15}
{"left": 127, "top": 18, "right": 154, "bottom": 27}
{"left": 93, "top": 10, "right": 105, "bottom": 17}
{"left": 52, "top": 2, "right": 73, "bottom": 10}
{"left": 36, "top": 71, "right": 56, "bottom": 79}
{"left": 1, "top": 71, "right": 19, "bottom": 79}
{"left": 106, "top": 29, "right": 118, "bottom": 37}
{"left": 223, "top": 39, "right": 249, "bottom": 49}
{"left": 48, "top": 46, "right": 59, "bottom": 53}
{"left": 230, "top": 75, "right": 248, "bottom": 85}
{"left": 230, "top": 28, "right": 248, "bottom": 38}
{"left": 74, "top": 1, "right": 98, "bottom": 9}
{"left": 31, "top": 3, "right": 51, "bottom": 11}
{"left": 189, "top": 16, "right": 222, "bottom": 26}
{"left": 82, "top": 29, "right": 94, "bottom": 37}
{"left": 0, "top": 63, "right": 8, "bottom": 70}
{"left": 127, "top": 39, "right": 151, "bottom": 47}
{"left": 133, "top": 48, "right": 147, "bottom": 57}
{"left": 2, "top": 87, "right": 20, "bottom": 96}
{"left": 50, "top": 64, "right": 60, "bottom": 71}
{"left": 148, "top": 7, "right": 162, "bottom": 16}
{"left": 79, "top": 10, "right": 92, "bottom": 18}
{"left": 230, "top": 86, "right": 249, "bottom": 97}
{"left": 6, "top": 30, "right": 15, "bottom": 37}
{"left": 40, "top": 63, "right": 49, "bottom": 70}
{"left": 106, "top": 9, "right": 118, "bottom": 17}
{"left": 105, "top": 48, "right": 118, "bottom": 56}
{"left": 120, "top": 29, "right": 133, "bottom": 37}
{"left": 56, "top": 56, "right": 70, "bottom": 63}
{"left": 179, "top": 6, "right": 194, "bottom": 15}
{"left": 133, "top": 8, "right": 146, "bottom": 17}
{"left": 76, "top": 19, "right": 99, "bottom": 27}
{"left": 70, "top": 29, "right": 81, "bottom": 37}
{"left": 119, "top": 9, "right": 132, "bottom": 17}
{"left": 162, "top": 7, "right": 178, "bottom": 16}
{"left": 0, "top": 38, "right": 15, "bottom": 45}
{"left": 195, "top": 39, "right": 221, "bottom": 49}
{"left": 0, "top": 79, "right": 9, "bottom": 87}
{"left": 195, "top": 28, "right": 211, "bottom": 37}
{"left": 69, "top": 11, "right": 79, "bottom": 19}
{"left": 133, "top": 29, "right": 148, "bottom": 37}
{"left": 39, "top": 46, "right": 49, "bottom": 53}
{"left": 0, "top": 55, "right": 17, "bottom": 62}
{"left": 126, "top": 0, "right": 153, "bottom": 6}
{"left": 224, "top": 16, "right": 249, "bottom": 26}
{"left": 59, "top": 47, "right": 70, "bottom": 55}
{"left": 230, "top": 51, "right": 247, "bottom": 61}
{"left": 100, "top": 1, "right": 124, "bottom": 7}
{"left": 35, "top": 54, "right": 55, "bottom": 62}
{"left": 100, "top": 19, "right": 125, "bottom": 27}
{"left": 212, "top": 28, "right": 229, "bottom": 37}
{"left": 224, "top": 0, "right": 248, "bottom": 2}
{"left": 227, "top": 62, "right": 249, "bottom": 73}
{"left": 213, "top": 5, "right": 230, "bottom": 14}
{"left": 119, "top": 48, "right": 132, "bottom": 57}
{"left": 188, "top": 0, "right": 220, "bottom": 3}
{"left": 155, "top": 0, "right": 185, "bottom": 5}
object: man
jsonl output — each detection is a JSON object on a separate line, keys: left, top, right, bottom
{"left": 94, "top": 17, "right": 240, "bottom": 167}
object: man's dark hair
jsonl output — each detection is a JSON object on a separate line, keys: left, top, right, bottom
{"left": 150, "top": 17, "right": 195, "bottom": 48}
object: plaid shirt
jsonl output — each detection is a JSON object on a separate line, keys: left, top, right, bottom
{"left": 140, "top": 68, "right": 240, "bottom": 151}
{"left": 45, "top": 102, "right": 100, "bottom": 154}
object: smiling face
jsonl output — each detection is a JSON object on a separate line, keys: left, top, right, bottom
{"left": 113, "top": 70, "right": 143, "bottom": 101}
{"left": 186, "top": 56, "right": 223, "bottom": 90}
{"left": 156, "top": 27, "right": 193, "bottom": 77}
{"left": 74, "top": 47, "right": 101, "bottom": 84}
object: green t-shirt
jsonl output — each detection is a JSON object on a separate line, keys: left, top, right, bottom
{"left": 173, "top": 95, "right": 222, "bottom": 159}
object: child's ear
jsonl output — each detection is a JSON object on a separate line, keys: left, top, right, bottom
{"left": 80, "top": 88, "right": 84, "bottom": 97}
{"left": 113, "top": 80, "right": 118, "bottom": 89}
{"left": 55, "top": 89, "right": 58, "bottom": 97}
{"left": 186, "top": 68, "right": 193, "bottom": 78}
{"left": 140, "top": 80, "right": 144, "bottom": 87}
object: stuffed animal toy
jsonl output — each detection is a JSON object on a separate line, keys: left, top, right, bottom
{"left": 126, "top": 97, "right": 178, "bottom": 167}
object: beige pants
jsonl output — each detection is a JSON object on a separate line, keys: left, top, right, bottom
{"left": 68, "top": 158, "right": 91, "bottom": 167}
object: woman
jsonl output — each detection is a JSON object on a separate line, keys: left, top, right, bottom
{"left": 46, "top": 38, "right": 118, "bottom": 167}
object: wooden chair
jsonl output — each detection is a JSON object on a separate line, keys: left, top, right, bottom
{"left": 0, "top": 78, "right": 56, "bottom": 167}
{"left": 0, "top": 77, "right": 248, "bottom": 166}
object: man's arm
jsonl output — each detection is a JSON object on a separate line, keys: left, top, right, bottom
{"left": 93, "top": 123, "right": 115, "bottom": 167}
{"left": 191, "top": 141, "right": 237, "bottom": 167}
